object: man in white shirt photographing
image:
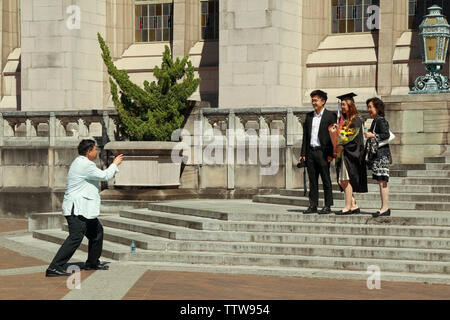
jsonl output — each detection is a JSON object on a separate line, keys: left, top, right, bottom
{"left": 46, "top": 139, "right": 123, "bottom": 277}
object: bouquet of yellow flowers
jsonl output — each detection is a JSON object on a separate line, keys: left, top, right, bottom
{"left": 335, "top": 125, "right": 360, "bottom": 166}
{"left": 339, "top": 126, "right": 357, "bottom": 143}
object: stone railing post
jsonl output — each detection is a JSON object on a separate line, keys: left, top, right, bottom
{"left": 102, "top": 111, "right": 116, "bottom": 143}
{"left": 49, "top": 112, "right": 56, "bottom": 147}
{"left": 48, "top": 113, "right": 56, "bottom": 189}
{"left": 285, "top": 108, "right": 294, "bottom": 189}
{"left": 227, "top": 111, "right": 235, "bottom": 190}
{"left": 0, "top": 113, "right": 4, "bottom": 147}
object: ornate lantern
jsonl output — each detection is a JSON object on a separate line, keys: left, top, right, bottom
{"left": 410, "top": 5, "right": 450, "bottom": 94}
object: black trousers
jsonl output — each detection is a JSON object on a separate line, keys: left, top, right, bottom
{"left": 306, "top": 149, "right": 333, "bottom": 208}
{"left": 49, "top": 207, "right": 104, "bottom": 270}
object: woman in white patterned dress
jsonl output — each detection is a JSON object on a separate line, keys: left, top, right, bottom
{"left": 365, "top": 97, "right": 391, "bottom": 217}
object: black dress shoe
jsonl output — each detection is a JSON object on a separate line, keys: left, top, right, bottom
{"left": 45, "top": 268, "right": 71, "bottom": 277}
{"left": 372, "top": 209, "right": 390, "bottom": 218}
{"left": 351, "top": 208, "right": 361, "bottom": 214}
{"left": 303, "top": 206, "right": 318, "bottom": 214}
{"left": 318, "top": 206, "right": 332, "bottom": 215}
{"left": 84, "top": 263, "right": 109, "bottom": 270}
{"left": 335, "top": 210, "right": 352, "bottom": 216}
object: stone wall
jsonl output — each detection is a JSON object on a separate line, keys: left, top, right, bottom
{"left": 384, "top": 94, "right": 450, "bottom": 164}
{"left": 0, "top": 110, "right": 116, "bottom": 218}
{"left": 21, "top": 0, "right": 107, "bottom": 110}
{"left": 219, "top": 0, "right": 303, "bottom": 108}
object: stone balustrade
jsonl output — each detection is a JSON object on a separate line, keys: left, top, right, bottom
{"left": 0, "top": 110, "right": 119, "bottom": 148}
{"left": 175, "top": 107, "right": 370, "bottom": 191}
{"left": 0, "top": 106, "right": 372, "bottom": 217}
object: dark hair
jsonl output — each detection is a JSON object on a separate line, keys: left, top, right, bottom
{"left": 366, "top": 97, "right": 385, "bottom": 116}
{"left": 310, "top": 90, "right": 328, "bottom": 102}
{"left": 78, "top": 139, "right": 96, "bottom": 156}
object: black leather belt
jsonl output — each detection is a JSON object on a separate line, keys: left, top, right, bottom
{"left": 310, "top": 146, "right": 322, "bottom": 151}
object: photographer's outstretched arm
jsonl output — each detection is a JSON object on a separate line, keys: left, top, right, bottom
{"left": 86, "top": 154, "right": 123, "bottom": 181}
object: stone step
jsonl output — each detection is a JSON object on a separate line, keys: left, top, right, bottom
{"left": 322, "top": 184, "right": 450, "bottom": 194}
{"left": 115, "top": 261, "right": 450, "bottom": 285}
{"left": 390, "top": 170, "right": 450, "bottom": 178}
{"left": 100, "top": 200, "right": 149, "bottom": 214}
{"left": 281, "top": 189, "right": 450, "bottom": 202}
{"left": 61, "top": 223, "right": 450, "bottom": 250}
{"left": 147, "top": 201, "right": 450, "bottom": 225}
{"left": 390, "top": 164, "right": 426, "bottom": 170}
{"left": 61, "top": 224, "right": 167, "bottom": 250}
{"left": 59, "top": 225, "right": 450, "bottom": 262}
{"left": 119, "top": 208, "right": 450, "bottom": 231}
{"left": 366, "top": 184, "right": 450, "bottom": 194}
{"left": 425, "top": 163, "right": 450, "bottom": 170}
{"left": 366, "top": 176, "right": 450, "bottom": 185}
{"left": 424, "top": 156, "right": 450, "bottom": 163}
{"left": 119, "top": 208, "right": 223, "bottom": 230}
{"left": 253, "top": 194, "right": 450, "bottom": 211}
{"left": 390, "top": 163, "right": 450, "bottom": 170}
{"left": 148, "top": 202, "right": 229, "bottom": 221}
{"left": 99, "top": 216, "right": 182, "bottom": 239}
{"left": 396, "top": 177, "right": 450, "bottom": 185}
{"left": 30, "top": 229, "right": 450, "bottom": 274}
{"left": 32, "top": 229, "right": 130, "bottom": 260}
{"left": 99, "top": 214, "right": 450, "bottom": 239}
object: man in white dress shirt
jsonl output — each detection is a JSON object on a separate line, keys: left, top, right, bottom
{"left": 46, "top": 139, "right": 123, "bottom": 277}
{"left": 299, "top": 90, "right": 337, "bottom": 214}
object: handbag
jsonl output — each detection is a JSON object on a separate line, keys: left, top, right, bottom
{"left": 365, "top": 138, "right": 378, "bottom": 163}
{"left": 364, "top": 122, "right": 378, "bottom": 166}
{"left": 378, "top": 130, "right": 395, "bottom": 147}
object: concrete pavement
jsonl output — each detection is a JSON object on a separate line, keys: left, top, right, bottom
{"left": 0, "top": 218, "right": 449, "bottom": 300}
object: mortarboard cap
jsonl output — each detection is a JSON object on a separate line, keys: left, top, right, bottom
{"left": 336, "top": 92, "right": 357, "bottom": 101}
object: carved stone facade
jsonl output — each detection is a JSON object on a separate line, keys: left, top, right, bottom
{"left": 0, "top": 1, "right": 448, "bottom": 110}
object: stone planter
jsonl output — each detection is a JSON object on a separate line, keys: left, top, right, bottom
{"left": 104, "top": 141, "right": 181, "bottom": 187}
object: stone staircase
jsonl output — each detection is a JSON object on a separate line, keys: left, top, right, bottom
{"left": 30, "top": 153, "right": 450, "bottom": 284}
{"left": 254, "top": 154, "right": 450, "bottom": 212}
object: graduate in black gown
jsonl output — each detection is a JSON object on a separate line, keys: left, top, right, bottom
{"left": 335, "top": 93, "right": 368, "bottom": 215}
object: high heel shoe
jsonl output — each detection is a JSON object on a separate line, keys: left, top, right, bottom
{"left": 351, "top": 208, "right": 360, "bottom": 214}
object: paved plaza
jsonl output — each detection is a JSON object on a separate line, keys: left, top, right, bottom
{"left": 0, "top": 218, "right": 449, "bottom": 300}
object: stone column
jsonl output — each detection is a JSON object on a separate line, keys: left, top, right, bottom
{"left": 173, "top": 0, "right": 200, "bottom": 59}
{"left": 377, "top": 0, "right": 408, "bottom": 96}
{"left": 219, "top": 0, "right": 303, "bottom": 109}
{"left": 21, "top": 0, "right": 107, "bottom": 111}
{"left": 376, "top": 0, "right": 395, "bottom": 96}
{"left": 0, "top": 0, "right": 20, "bottom": 110}
{"left": 300, "top": 0, "right": 328, "bottom": 104}
{"left": 104, "top": 0, "right": 134, "bottom": 109}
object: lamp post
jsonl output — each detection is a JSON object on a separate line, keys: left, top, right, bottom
{"left": 410, "top": 5, "right": 450, "bottom": 94}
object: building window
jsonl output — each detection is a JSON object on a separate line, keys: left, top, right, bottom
{"left": 409, "top": 0, "right": 450, "bottom": 30}
{"left": 135, "top": 0, "right": 173, "bottom": 42}
{"left": 331, "top": 0, "right": 379, "bottom": 33}
{"left": 201, "top": 0, "right": 219, "bottom": 40}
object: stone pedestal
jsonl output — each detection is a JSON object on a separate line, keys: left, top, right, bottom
{"left": 383, "top": 94, "right": 450, "bottom": 164}
{"left": 104, "top": 141, "right": 182, "bottom": 187}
